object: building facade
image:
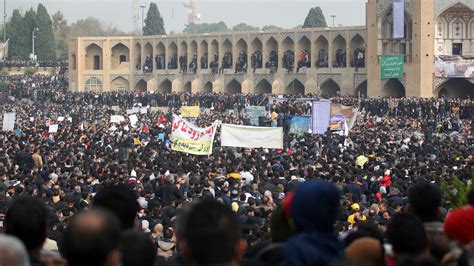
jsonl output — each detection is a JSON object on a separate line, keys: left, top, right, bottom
{"left": 69, "top": 0, "right": 474, "bottom": 98}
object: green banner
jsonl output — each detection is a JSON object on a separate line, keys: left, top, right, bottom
{"left": 380, "top": 55, "right": 404, "bottom": 79}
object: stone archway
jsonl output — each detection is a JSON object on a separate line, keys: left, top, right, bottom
{"left": 226, "top": 79, "right": 241, "bottom": 94}
{"left": 183, "top": 82, "right": 192, "bottom": 93}
{"left": 111, "top": 43, "right": 130, "bottom": 70}
{"left": 158, "top": 79, "right": 172, "bottom": 93}
{"left": 382, "top": 78, "right": 405, "bottom": 98}
{"left": 135, "top": 79, "right": 147, "bottom": 92}
{"left": 286, "top": 79, "right": 305, "bottom": 95}
{"left": 320, "top": 79, "right": 340, "bottom": 98}
{"left": 85, "top": 43, "right": 103, "bottom": 70}
{"left": 203, "top": 81, "right": 212, "bottom": 93}
{"left": 111, "top": 76, "right": 129, "bottom": 91}
{"left": 355, "top": 80, "right": 367, "bottom": 97}
{"left": 436, "top": 79, "right": 474, "bottom": 98}
{"left": 254, "top": 79, "right": 272, "bottom": 94}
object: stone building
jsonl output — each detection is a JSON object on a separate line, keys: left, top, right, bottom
{"left": 68, "top": 0, "right": 474, "bottom": 98}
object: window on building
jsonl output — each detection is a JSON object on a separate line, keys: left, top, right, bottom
{"left": 119, "top": 55, "right": 127, "bottom": 63}
{"left": 93, "top": 55, "right": 100, "bottom": 70}
{"left": 84, "top": 77, "right": 103, "bottom": 91}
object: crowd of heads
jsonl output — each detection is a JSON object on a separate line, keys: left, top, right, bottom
{"left": 0, "top": 59, "right": 67, "bottom": 69}
{"left": 333, "top": 49, "right": 347, "bottom": 68}
{"left": 0, "top": 72, "right": 473, "bottom": 266}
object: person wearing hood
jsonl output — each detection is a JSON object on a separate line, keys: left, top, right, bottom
{"left": 284, "top": 181, "right": 344, "bottom": 266}
{"left": 157, "top": 228, "right": 176, "bottom": 260}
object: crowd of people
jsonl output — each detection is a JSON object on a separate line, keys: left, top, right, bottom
{"left": 0, "top": 60, "right": 67, "bottom": 70}
{"left": 0, "top": 72, "right": 473, "bottom": 266}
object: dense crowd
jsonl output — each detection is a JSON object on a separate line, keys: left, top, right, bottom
{"left": 0, "top": 60, "right": 67, "bottom": 69}
{"left": 0, "top": 73, "right": 473, "bottom": 266}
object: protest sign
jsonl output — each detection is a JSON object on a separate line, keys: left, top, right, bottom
{"left": 289, "top": 116, "right": 312, "bottom": 136}
{"left": 220, "top": 124, "right": 283, "bottom": 149}
{"left": 2, "top": 112, "right": 16, "bottom": 131}
{"left": 180, "top": 106, "right": 200, "bottom": 118}
{"left": 312, "top": 100, "right": 331, "bottom": 134}
{"left": 171, "top": 114, "right": 218, "bottom": 155}
{"left": 110, "top": 115, "right": 125, "bottom": 123}
{"left": 49, "top": 124, "right": 59, "bottom": 133}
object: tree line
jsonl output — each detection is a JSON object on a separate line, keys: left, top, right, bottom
{"left": 2, "top": 2, "right": 328, "bottom": 59}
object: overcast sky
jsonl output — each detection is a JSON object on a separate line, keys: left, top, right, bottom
{"left": 9, "top": 0, "right": 366, "bottom": 33}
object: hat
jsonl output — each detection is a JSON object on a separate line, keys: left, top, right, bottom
{"left": 231, "top": 202, "right": 239, "bottom": 213}
{"left": 444, "top": 206, "right": 474, "bottom": 244}
{"left": 345, "top": 237, "right": 384, "bottom": 266}
{"left": 351, "top": 203, "right": 360, "bottom": 211}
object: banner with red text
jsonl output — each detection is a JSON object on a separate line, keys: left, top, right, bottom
{"left": 171, "top": 114, "right": 218, "bottom": 155}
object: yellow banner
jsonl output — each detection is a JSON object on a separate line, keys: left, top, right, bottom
{"left": 171, "top": 136, "right": 213, "bottom": 155}
{"left": 180, "top": 106, "right": 200, "bottom": 117}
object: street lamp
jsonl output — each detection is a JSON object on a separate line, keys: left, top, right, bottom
{"left": 140, "top": 5, "right": 146, "bottom": 35}
{"left": 331, "top": 15, "right": 336, "bottom": 28}
{"left": 31, "top": 27, "right": 39, "bottom": 61}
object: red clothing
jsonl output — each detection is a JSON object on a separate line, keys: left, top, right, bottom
{"left": 380, "top": 175, "right": 392, "bottom": 188}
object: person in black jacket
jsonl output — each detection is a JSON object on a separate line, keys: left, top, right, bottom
{"left": 157, "top": 175, "right": 183, "bottom": 207}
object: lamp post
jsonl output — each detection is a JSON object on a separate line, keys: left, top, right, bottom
{"left": 140, "top": 5, "right": 146, "bottom": 35}
{"left": 331, "top": 15, "right": 336, "bottom": 28}
{"left": 31, "top": 27, "right": 38, "bottom": 61}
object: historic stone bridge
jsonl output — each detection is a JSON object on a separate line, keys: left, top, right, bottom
{"left": 68, "top": 26, "right": 367, "bottom": 96}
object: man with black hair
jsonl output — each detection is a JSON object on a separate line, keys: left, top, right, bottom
{"left": 5, "top": 196, "right": 49, "bottom": 266}
{"left": 60, "top": 209, "right": 120, "bottom": 266}
{"left": 386, "top": 214, "right": 429, "bottom": 263}
{"left": 179, "top": 200, "right": 246, "bottom": 265}
{"left": 92, "top": 184, "right": 139, "bottom": 230}
{"left": 408, "top": 182, "right": 450, "bottom": 260}
{"left": 120, "top": 230, "right": 156, "bottom": 266}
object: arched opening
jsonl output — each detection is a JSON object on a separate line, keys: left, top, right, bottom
{"left": 265, "top": 37, "right": 278, "bottom": 71}
{"left": 84, "top": 77, "right": 103, "bottom": 92}
{"left": 200, "top": 40, "right": 208, "bottom": 69}
{"left": 226, "top": 79, "right": 241, "bottom": 94}
{"left": 250, "top": 38, "right": 263, "bottom": 70}
{"left": 203, "top": 81, "right": 212, "bottom": 93}
{"left": 320, "top": 79, "right": 341, "bottom": 98}
{"left": 110, "top": 77, "right": 129, "bottom": 91}
{"left": 134, "top": 43, "right": 141, "bottom": 70}
{"left": 85, "top": 43, "right": 103, "bottom": 70}
{"left": 183, "top": 82, "right": 192, "bottom": 93}
{"left": 350, "top": 34, "right": 365, "bottom": 68}
{"left": 143, "top": 43, "right": 153, "bottom": 73}
{"left": 297, "top": 36, "right": 311, "bottom": 70}
{"left": 135, "top": 79, "right": 147, "bottom": 92}
{"left": 355, "top": 80, "right": 367, "bottom": 97}
{"left": 382, "top": 78, "right": 405, "bottom": 98}
{"left": 111, "top": 43, "right": 130, "bottom": 70}
{"left": 156, "top": 42, "right": 166, "bottom": 70}
{"left": 282, "top": 37, "right": 295, "bottom": 72}
{"left": 286, "top": 79, "right": 305, "bottom": 95}
{"left": 254, "top": 79, "right": 272, "bottom": 94}
{"left": 158, "top": 79, "right": 172, "bottom": 93}
{"left": 436, "top": 79, "right": 474, "bottom": 98}
{"left": 189, "top": 41, "right": 198, "bottom": 72}
{"left": 70, "top": 54, "right": 77, "bottom": 70}
{"left": 168, "top": 42, "right": 178, "bottom": 69}
{"left": 315, "top": 36, "right": 329, "bottom": 68}
{"left": 210, "top": 39, "right": 219, "bottom": 59}
{"left": 236, "top": 38, "right": 248, "bottom": 73}
{"left": 222, "top": 39, "right": 233, "bottom": 70}
{"left": 180, "top": 41, "right": 188, "bottom": 56}
{"left": 332, "top": 35, "right": 347, "bottom": 68}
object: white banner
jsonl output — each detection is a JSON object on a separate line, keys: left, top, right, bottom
{"left": 393, "top": 0, "right": 404, "bottom": 39}
{"left": 2, "top": 112, "right": 16, "bottom": 131}
{"left": 220, "top": 124, "right": 283, "bottom": 149}
{"left": 171, "top": 114, "right": 218, "bottom": 155}
{"left": 110, "top": 115, "right": 125, "bottom": 123}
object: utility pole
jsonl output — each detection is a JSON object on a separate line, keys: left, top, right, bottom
{"left": 331, "top": 15, "right": 336, "bottom": 28}
{"left": 140, "top": 5, "right": 146, "bottom": 35}
{"left": 31, "top": 27, "right": 38, "bottom": 61}
{"left": 3, "top": 0, "right": 6, "bottom": 42}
